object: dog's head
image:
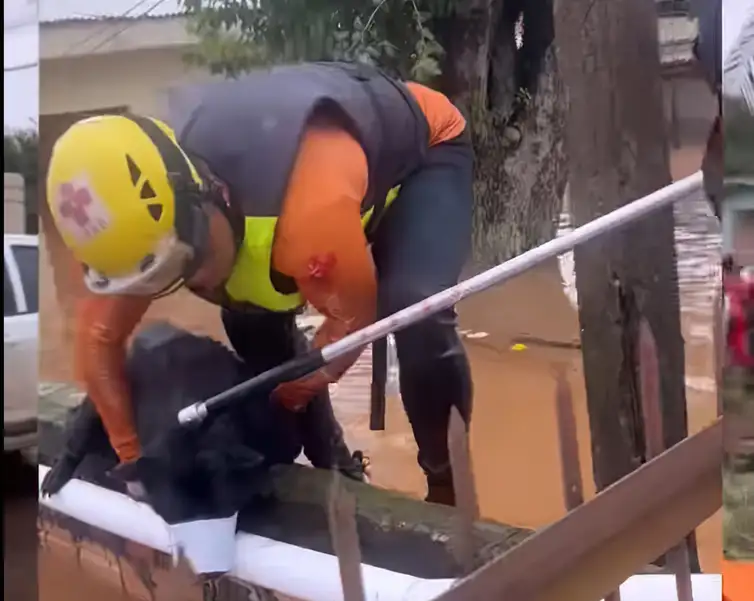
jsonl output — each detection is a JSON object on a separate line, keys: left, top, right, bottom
{"left": 112, "top": 416, "right": 268, "bottom": 524}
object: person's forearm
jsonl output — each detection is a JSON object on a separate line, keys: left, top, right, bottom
{"left": 272, "top": 123, "right": 377, "bottom": 386}
{"left": 79, "top": 328, "right": 141, "bottom": 463}
{"left": 74, "top": 296, "right": 148, "bottom": 463}
{"left": 299, "top": 269, "right": 376, "bottom": 380}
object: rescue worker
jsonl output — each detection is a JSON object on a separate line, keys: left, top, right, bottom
{"left": 46, "top": 62, "right": 474, "bottom": 507}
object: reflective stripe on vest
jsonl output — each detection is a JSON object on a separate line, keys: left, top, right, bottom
{"left": 224, "top": 186, "right": 401, "bottom": 312}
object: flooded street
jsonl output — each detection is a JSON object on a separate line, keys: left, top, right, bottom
{"left": 25, "top": 147, "right": 723, "bottom": 595}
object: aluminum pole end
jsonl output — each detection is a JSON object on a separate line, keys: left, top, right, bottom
{"left": 178, "top": 403, "right": 208, "bottom": 426}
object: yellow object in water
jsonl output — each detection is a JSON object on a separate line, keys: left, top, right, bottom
{"left": 510, "top": 343, "right": 527, "bottom": 352}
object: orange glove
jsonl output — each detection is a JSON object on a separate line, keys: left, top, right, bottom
{"left": 273, "top": 317, "right": 365, "bottom": 411}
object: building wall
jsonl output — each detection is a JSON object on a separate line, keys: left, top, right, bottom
{"left": 40, "top": 47, "right": 211, "bottom": 117}
{"left": 662, "top": 72, "right": 718, "bottom": 147}
{"left": 4, "top": 173, "right": 26, "bottom": 234}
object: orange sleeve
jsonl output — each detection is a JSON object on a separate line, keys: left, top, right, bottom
{"left": 73, "top": 293, "right": 151, "bottom": 463}
{"left": 405, "top": 81, "right": 466, "bottom": 146}
{"left": 273, "top": 124, "right": 376, "bottom": 353}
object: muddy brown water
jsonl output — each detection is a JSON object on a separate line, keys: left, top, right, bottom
{"left": 17, "top": 146, "right": 722, "bottom": 597}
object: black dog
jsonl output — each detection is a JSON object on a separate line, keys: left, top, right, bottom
{"left": 41, "top": 322, "right": 361, "bottom": 526}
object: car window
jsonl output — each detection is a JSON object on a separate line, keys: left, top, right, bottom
{"left": 10, "top": 244, "right": 39, "bottom": 314}
{"left": 4, "top": 261, "right": 18, "bottom": 317}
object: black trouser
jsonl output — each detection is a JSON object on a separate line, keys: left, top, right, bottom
{"left": 221, "top": 309, "right": 357, "bottom": 474}
{"left": 371, "top": 135, "right": 475, "bottom": 489}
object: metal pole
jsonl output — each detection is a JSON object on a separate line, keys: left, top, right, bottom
{"left": 178, "top": 172, "right": 702, "bottom": 425}
{"left": 322, "top": 172, "right": 701, "bottom": 362}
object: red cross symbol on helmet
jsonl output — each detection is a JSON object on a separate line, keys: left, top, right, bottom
{"left": 58, "top": 182, "right": 95, "bottom": 227}
{"left": 55, "top": 180, "right": 110, "bottom": 242}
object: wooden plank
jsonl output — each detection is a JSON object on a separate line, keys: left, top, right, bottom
{"left": 553, "top": 367, "right": 623, "bottom": 601}
{"left": 553, "top": 366, "right": 584, "bottom": 510}
{"left": 433, "top": 420, "right": 722, "bottom": 601}
{"left": 637, "top": 321, "right": 692, "bottom": 601}
{"left": 448, "top": 406, "right": 480, "bottom": 574}
{"left": 327, "top": 471, "right": 366, "bottom": 601}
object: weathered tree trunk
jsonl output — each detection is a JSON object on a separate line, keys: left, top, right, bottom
{"left": 435, "top": 0, "right": 568, "bottom": 270}
{"left": 554, "top": 0, "right": 699, "bottom": 569}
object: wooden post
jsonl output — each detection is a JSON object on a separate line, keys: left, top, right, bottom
{"left": 327, "top": 471, "right": 366, "bottom": 601}
{"left": 553, "top": 366, "right": 621, "bottom": 601}
{"left": 554, "top": 0, "right": 699, "bottom": 570}
{"left": 448, "top": 406, "right": 480, "bottom": 573}
{"left": 637, "top": 321, "right": 693, "bottom": 601}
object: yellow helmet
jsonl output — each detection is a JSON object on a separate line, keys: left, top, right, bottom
{"left": 46, "top": 113, "right": 208, "bottom": 297}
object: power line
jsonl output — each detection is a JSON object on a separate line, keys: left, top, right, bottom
{"left": 4, "top": 62, "right": 38, "bottom": 73}
{"left": 86, "top": 0, "right": 171, "bottom": 55}
{"left": 63, "top": 0, "right": 168, "bottom": 56}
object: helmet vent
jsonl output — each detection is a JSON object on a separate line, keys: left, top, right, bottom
{"left": 147, "top": 203, "right": 163, "bottom": 221}
{"left": 140, "top": 180, "right": 157, "bottom": 200}
{"left": 126, "top": 154, "right": 141, "bottom": 185}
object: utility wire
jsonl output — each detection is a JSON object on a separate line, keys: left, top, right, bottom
{"left": 62, "top": 0, "right": 166, "bottom": 56}
{"left": 4, "top": 62, "right": 39, "bottom": 72}
{"left": 86, "top": 0, "right": 171, "bottom": 55}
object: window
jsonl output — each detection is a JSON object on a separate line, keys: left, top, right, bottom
{"left": 11, "top": 245, "right": 38, "bottom": 314}
{"left": 4, "top": 262, "right": 17, "bottom": 317}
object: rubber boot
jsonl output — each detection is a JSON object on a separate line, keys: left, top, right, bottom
{"left": 425, "top": 482, "right": 456, "bottom": 506}
{"left": 424, "top": 467, "right": 456, "bottom": 507}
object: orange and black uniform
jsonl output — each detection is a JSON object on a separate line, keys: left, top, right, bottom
{"left": 76, "top": 64, "right": 474, "bottom": 497}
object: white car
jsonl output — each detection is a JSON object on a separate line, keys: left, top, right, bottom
{"left": 4, "top": 234, "right": 38, "bottom": 452}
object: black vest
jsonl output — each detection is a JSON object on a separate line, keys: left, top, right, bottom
{"left": 169, "top": 62, "right": 430, "bottom": 237}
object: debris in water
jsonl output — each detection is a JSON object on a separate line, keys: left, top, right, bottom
{"left": 465, "top": 331, "right": 489, "bottom": 339}
{"left": 510, "top": 343, "right": 527, "bottom": 351}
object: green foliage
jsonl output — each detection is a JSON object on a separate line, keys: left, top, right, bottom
{"left": 4, "top": 129, "right": 39, "bottom": 229}
{"left": 179, "top": 0, "right": 449, "bottom": 83}
{"left": 4, "top": 129, "right": 38, "bottom": 186}
{"left": 724, "top": 95, "right": 754, "bottom": 177}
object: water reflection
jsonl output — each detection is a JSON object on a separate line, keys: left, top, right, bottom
{"left": 557, "top": 187, "right": 721, "bottom": 324}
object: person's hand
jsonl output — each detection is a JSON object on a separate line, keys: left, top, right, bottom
{"left": 274, "top": 316, "right": 366, "bottom": 411}
{"left": 110, "top": 459, "right": 149, "bottom": 502}
{"left": 273, "top": 369, "right": 334, "bottom": 412}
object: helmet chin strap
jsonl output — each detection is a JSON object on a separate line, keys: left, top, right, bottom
{"left": 151, "top": 277, "right": 187, "bottom": 300}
